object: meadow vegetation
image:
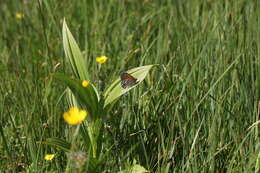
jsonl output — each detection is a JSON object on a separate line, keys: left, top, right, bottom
{"left": 0, "top": 0, "right": 259, "bottom": 172}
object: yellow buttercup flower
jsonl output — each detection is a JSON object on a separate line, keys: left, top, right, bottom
{"left": 63, "top": 107, "right": 87, "bottom": 125}
{"left": 96, "top": 56, "right": 108, "bottom": 64}
{"left": 45, "top": 154, "right": 55, "bottom": 161}
{"left": 82, "top": 80, "right": 90, "bottom": 88}
{"left": 15, "top": 13, "right": 24, "bottom": 19}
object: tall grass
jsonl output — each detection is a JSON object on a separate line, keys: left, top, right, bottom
{"left": 0, "top": 0, "right": 259, "bottom": 172}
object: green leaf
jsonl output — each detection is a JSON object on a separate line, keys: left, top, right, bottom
{"left": 118, "top": 163, "right": 149, "bottom": 173}
{"left": 54, "top": 73, "right": 99, "bottom": 117}
{"left": 62, "top": 19, "right": 89, "bottom": 80}
{"left": 104, "top": 64, "right": 158, "bottom": 107}
{"left": 42, "top": 138, "right": 71, "bottom": 152}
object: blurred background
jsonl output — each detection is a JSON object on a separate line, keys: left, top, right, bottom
{"left": 0, "top": 0, "right": 259, "bottom": 172}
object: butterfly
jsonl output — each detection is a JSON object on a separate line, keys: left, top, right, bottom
{"left": 120, "top": 72, "right": 139, "bottom": 89}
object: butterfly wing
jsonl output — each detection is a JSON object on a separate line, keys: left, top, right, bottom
{"left": 120, "top": 72, "right": 138, "bottom": 89}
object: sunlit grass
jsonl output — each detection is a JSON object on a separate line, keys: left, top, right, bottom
{"left": 0, "top": 0, "right": 259, "bottom": 172}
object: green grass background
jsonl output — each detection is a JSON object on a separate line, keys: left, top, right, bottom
{"left": 0, "top": 0, "right": 259, "bottom": 172}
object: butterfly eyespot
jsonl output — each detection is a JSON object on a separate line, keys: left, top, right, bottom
{"left": 120, "top": 72, "right": 139, "bottom": 89}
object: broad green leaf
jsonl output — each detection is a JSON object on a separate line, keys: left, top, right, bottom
{"left": 104, "top": 64, "right": 158, "bottom": 107}
{"left": 62, "top": 19, "right": 100, "bottom": 102}
{"left": 42, "top": 138, "right": 71, "bottom": 152}
{"left": 62, "top": 19, "right": 89, "bottom": 80}
{"left": 54, "top": 73, "right": 99, "bottom": 117}
{"left": 118, "top": 164, "right": 149, "bottom": 173}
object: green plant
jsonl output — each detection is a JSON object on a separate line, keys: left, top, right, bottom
{"left": 47, "top": 19, "right": 157, "bottom": 172}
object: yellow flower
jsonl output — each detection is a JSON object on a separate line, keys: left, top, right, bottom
{"left": 63, "top": 107, "right": 87, "bottom": 125}
{"left": 96, "top": 56, "right": 108, "bottom": 64}
{"left": 45, "top": 154, "right": 55, "bottom": 161}
{"left": 82, "top": 80, "right": 90, "bottom": 88}
{"left": 15, "top": 13, "right": 24, "bottom": 19}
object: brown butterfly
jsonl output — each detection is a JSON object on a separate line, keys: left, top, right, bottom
{"left": 120, "top": 72, "right": 139, "bottom": 89}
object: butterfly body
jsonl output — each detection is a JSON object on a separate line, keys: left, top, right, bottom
{"left": 120, "top": 72, "right": 139, "bottom": 89}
